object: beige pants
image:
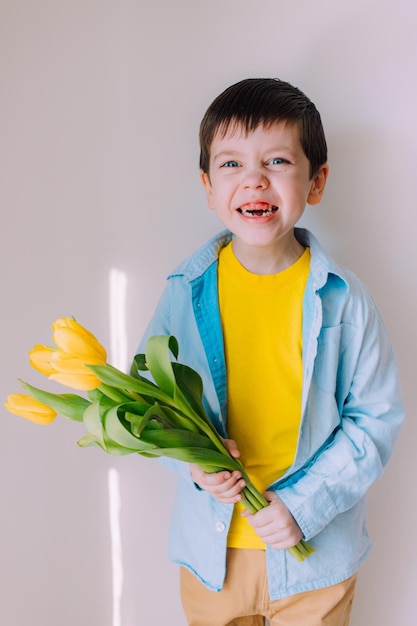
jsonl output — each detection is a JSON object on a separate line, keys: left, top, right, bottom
{"left": 180, "top": 549, "right": 357, "bottom": 626}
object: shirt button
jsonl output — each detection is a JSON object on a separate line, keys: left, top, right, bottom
{"left": 215, "top": 522, "right": 226, "bottom": 533}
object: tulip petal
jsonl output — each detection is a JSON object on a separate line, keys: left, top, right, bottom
{"left": 52, "top": 352, "right": 91, "bottom": 374}
{"left": 50, "top": 352, "right": 102, "bottom": 390}
{"left": 49, "top": 372, "right": 102, "bottom": 391}
{"left": 29, "top": 345, "right": 56, "bottom": 376}
{"left": 52, "top": 318, "right": 107, "bottom": 363}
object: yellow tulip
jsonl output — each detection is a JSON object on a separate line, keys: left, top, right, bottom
{"left": 29, "top": 344, "right": 56, "bottom": 376}
{"left": 4, "top": 394, "right": 57, "bottom": 425}
{"left": 49, "top": 351, "right": 103, "bottom": 391}
{"left": 27, "top": 317, "right": 109, "bottom": 391}
{"left": 52, "top": 318, "right": 107, "bottom": 364}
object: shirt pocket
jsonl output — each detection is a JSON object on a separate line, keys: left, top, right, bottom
{"left": 313, "top": 323, "right": 357, "bottom": 394}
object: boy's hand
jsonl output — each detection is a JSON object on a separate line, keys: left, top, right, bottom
{"left": 190, "top": 438, "right": 246, "bottom": 504}
{"left": 242, "top": 491, "right": 303, "bottom": 550}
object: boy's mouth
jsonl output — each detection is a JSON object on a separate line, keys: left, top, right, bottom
{"left": 237, "top": 203, "right": 278, "bottom": 217}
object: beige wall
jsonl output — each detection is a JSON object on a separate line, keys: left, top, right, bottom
{"left": 1, "top": 1, "right": 416, "bottom": 624}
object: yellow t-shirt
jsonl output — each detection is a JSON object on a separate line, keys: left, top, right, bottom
{"left": 218, "top": 242, "right": 310, "bottom": 549}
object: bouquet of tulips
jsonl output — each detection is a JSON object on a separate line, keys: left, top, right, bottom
{"left": 5, "top": 317, "right": 314, "bottom": 562}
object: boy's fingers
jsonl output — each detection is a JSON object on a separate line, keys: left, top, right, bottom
{"left": 223, "top": 438, "right": 240, "bottom": 458}
{"left": 204, "top": 470, "right": 242, "bottom": 488}
{"left": 211, "top": 478, "right": 246, "bottom": 501}
{"left": 190, "top": 463, "right": 245, "bottom": 501}
{"left": 263, "top": 490, "right": 280, "bottom": 505}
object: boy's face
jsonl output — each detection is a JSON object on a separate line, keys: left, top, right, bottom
{"left": 201, "top": 121, "right": 328, "bottom": 268}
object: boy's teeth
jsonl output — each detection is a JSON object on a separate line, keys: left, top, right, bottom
{"left": 238, "top": 205, "right": 278, "bottom": 217}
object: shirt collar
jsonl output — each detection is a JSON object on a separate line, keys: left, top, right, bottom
{"left": 169, "top": 228, "right": 348, "bottom": 291}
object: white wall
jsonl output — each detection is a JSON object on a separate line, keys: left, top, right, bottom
{"left": 1, "top": 1, "right": 416, "bottom": 624}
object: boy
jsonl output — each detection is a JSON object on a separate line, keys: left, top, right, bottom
{"left": 139, "top": 79, "right": 404, "bottom": 625}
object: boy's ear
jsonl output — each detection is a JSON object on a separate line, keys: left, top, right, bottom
{"left": 307, "top": 164, "right": 329, "bottom": 205}
{"left": 200, "top": 171, "right": 215, "bottom": 209}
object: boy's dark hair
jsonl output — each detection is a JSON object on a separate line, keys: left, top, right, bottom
{"left": 199, "top": 78, "right": 327, "bottom": 179}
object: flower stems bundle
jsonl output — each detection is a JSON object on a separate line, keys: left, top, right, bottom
{"left": 5, "top": 317, "right": 314, "bottom": 562}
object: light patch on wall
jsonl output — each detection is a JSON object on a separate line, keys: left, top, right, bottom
{"left": 109, "top": 268, "right": 128, "bottom": 372}
{"left": 108, "top": 468, "right": 123, "bottom": 626}
{"left": 108, "top": 268, "right": 129, "bottom": 626}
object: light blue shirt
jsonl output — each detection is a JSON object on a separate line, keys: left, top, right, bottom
{"left": 138, "top": 228, "right": 404, "bottom": 600}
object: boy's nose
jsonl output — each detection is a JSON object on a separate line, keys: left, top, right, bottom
{"left": 242, "top": 168, "right": 269, "bottom": 189}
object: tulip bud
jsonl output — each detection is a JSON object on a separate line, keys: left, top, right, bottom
{"left": 4, "top": 394, "right": 57, "bottom": 425}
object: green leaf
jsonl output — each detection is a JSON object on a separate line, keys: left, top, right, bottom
{"left": 88, "top": 388, "right": 102, "bottom": 402}
{"left": 130, "top": 353, "right": 148, "bottom": 376}
{"left": 85, "top": 389, "right": 116, "bottom": 415}
{"left": 77, "top": 432, "right": 139, "bottom": 456}
{"left": 103, "top": 406, "right": 157, "bottom": 453}
{"left": 142, "top": 444, "right": 240, "bottom": 472}
{"left": 120, "top": 400, "right": 155, "bottom": 416}
{"left": 103, "top": 434, "right": 140, "bottom": 456}
{"left": 157, "top": 403, "right": 200, "bottom": 433}
{"left": 145, "top": 335, "right": 178, "bottom": 397}
{"left": 77, "top": 433, "right": 103, "bottom": 449}
{"left": 83, "top": 401, "right": 107, "bottom": 449}
{"left": 127, "top": 400, "right": 200, "bottom": 434}
{"left": 88, "top": 364, "right": 171, "bottom": 405}
{"left": 141, "top": 428, "right": 219, "bottom": 450}
{"left": 172, "top": 362, "right": 209, "bottom": 421}
{"left": 98, "top": 383, "right": 135, "bottom": 403}
{"left": 19, "top": 379, "right": 90, "bottom": 422}
{"left": 122, "top": 401, "right": 159, "bottom": 437}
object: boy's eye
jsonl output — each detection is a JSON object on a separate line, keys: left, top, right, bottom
{"left": 222, "top": 160, "right": 240, "bottom": 168}
{"left": 268, "top": 157, "right": 288, "bottom": 165}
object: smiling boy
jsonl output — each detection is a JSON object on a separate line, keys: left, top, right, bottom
{"left": 139, "top": 79, "right": 404, "bottom": 625}
{"left": 201, "top": 121, "right": 328, "bottom": 273}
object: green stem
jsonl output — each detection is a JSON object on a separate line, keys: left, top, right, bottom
{"left": 127, "top": 389, "right": 146, "bottom": 402}
{"left": 239, "top": 491, "right": 258, "bottom": 514}
{"left": 238, "top": 468, "right": 315, "bottom": 563}
{"left": 287, "top": 546, "right": 305, "bottom": 562}
{"left": 158, "top": 377, "right": 316, "bottom": 563}
{"left": 235, "top": 463, "right": 269, "bottom": 510}
{"left": 174, "top": 392, "right": 235, "bottom": 458}
{"left": 240, "top": 486, "right": 262, "bottom": 513}
{"left": 98, "top": 384, "right": 134, "bottom": 403}
{"left": 298, "top": 539, "right": 315, "bottom": 556}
